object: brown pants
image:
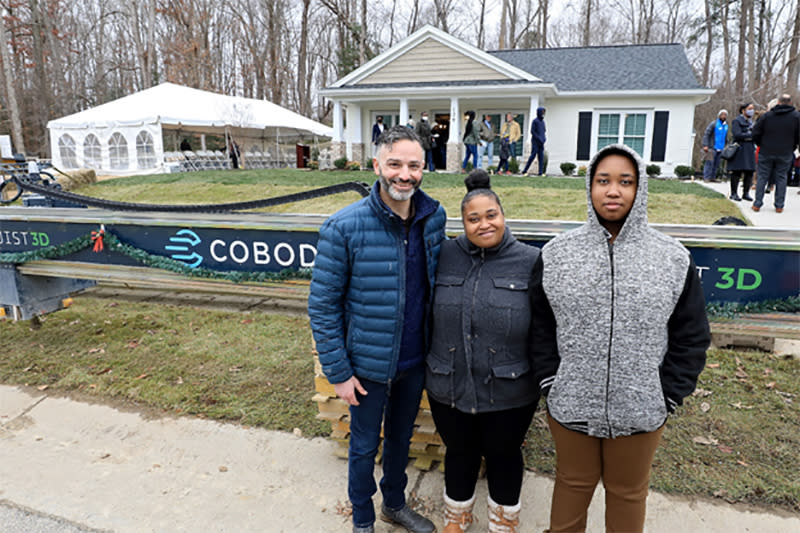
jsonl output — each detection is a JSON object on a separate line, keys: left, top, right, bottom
{"left": 547, "top": 414, "right": 664, "bottom": 533}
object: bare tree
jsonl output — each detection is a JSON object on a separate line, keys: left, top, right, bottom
{"left": 433, "top": 0, "right": 454, "bottom": 33}
{"left": 735, "top": 0, "right": 749, "bottom": 96}
{"left": 582, "top": 0, "right": 593, "bottom": 47}
{"left": 787, "top": 0, "right": 800, "bottom": 95}
{"left": 297, "top": 0, "right": 312, "bottom": 116}
{"left": 477, "top": 0, "right": 487, "bottom": 49}
{"left": 540, "top": 0, "right": 548, "bottom": 47}
{"left": 0, "top": 8, "right": 25, "bottom": 153}
{"left": 702, "top": 0, "right": 713, "bottom": 86}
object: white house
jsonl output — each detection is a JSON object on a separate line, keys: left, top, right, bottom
{"left": 320, "top": 25, "right": 714, "bottom": 175}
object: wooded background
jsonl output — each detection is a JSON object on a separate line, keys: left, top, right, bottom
{"left": 1, "top": 0, "right": 799, "bottom": 161}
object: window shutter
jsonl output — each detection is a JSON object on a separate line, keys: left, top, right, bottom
{"left": 651, "top": 111, "right": 669, "bottom": 162}
{"left": 577, "top": 112, "right": 592, "bottom": 160}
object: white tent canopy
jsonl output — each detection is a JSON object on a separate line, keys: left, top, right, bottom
{"left": 47, "top": 82, "right": 333, "bottom": 174}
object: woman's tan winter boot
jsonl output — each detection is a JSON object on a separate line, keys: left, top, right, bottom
{"left": 487, "top": 496, "right": 520, "bottom": 533}
{"left": 443, "top": 491, "right": 476, "bottom": 532}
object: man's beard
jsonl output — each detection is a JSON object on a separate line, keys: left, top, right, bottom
{"left": 379, "top": 169, "right": 421, "bottom": 201}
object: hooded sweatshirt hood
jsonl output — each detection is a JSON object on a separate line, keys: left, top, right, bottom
{"left": 536, "top": 107, "right": 546, "bottom": 119}
{"left": 585, "top": 143, "right": 648, "bottom": 243}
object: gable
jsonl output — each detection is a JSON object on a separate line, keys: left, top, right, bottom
{"left": 356, "top": 39, "right": 512, "bottom": 85}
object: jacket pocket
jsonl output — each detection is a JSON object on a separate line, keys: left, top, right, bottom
{"left": 491, "top": 359, "right": 531, "bottom": 380}
{"left": 426, "top": 353, "right": 456, "bottom": 406}
{"left": 433, "top": 275, "right": 465, "bottom": 307}
{"left": 487, "top": 278, "right": 529, "bottom": 308}
{"left": 489, "top": 359, "right": 532, "bottom": 405}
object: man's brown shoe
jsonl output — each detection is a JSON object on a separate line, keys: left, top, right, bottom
{"left": 751, "top": 205, "right": 760, "bottom": 212}
{"left": 776, "top": 208, "right": 784, "bottom": 213}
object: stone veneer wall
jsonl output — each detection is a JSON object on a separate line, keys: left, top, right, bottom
{"left": 351, "top": 142, "right": 365, "bottom": 168}
{"left": 446, "top": 142, "right": 462, "bottom": 173}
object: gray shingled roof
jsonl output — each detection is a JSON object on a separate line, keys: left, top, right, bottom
{"left": 489, "top": 43, "right": 704, "bottom": 92}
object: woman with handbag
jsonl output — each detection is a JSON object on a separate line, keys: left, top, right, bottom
{"left": 727, "top": 102, "right": 756, "bottom": 201}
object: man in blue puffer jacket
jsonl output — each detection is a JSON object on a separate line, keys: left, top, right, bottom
{"left": 309, "top": 126, "right": 446, "bottom": 533}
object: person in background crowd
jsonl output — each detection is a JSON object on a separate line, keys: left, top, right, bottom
{"left": 522, "top": 107, "right": 547, "bottom": 176}
{"left": 462, "top": 111, "right": 479, "bottom": 172}
{"left": 727, "top": 103, "right": 756, "bottom": 202}
{"left": 478, "top": 114, "right": 496, "bottom": 169}
{"left": 227, "top": 138, "right": 240, "bottom": 169}
{"left": 497, "top": 134, "right": 511, "bottom": 175}
{"left": 531, "top": 143, "right": 710, "bottom": 533}
{"left": 415, "top": 112, "right": 435, "bottom": 172}
{"left": 752, "top": 94, "right": 800, "bottom": 213}
{"left": 309, "top": 126, "right": 446, "bottom": 533}
{"left": 371, "top": 115, "right": 385, "bottom": 158}
{"left": 701, "top": 109, "right": 728, "bottom": 182}
{"left": 427, "top": 169, "right": 539, "bottom": 533}
{"left": 500, "top": 113, "right": 522, "bottom": 161}
{"left": 432, "top": 119, "right": 448, "bottom": 170}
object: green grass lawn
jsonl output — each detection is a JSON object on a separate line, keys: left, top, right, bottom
{"left": 0, "top": 296, "right": 797, "bottom": 512}
{"left": 75, "top": 168, "right": 744, "bottom": 225}
{"left": 2, "top": 168, "right": 793, "bottom": 511}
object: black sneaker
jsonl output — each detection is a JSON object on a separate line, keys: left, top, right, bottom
{"left": 380, "top": 504, "right": 435, "bottom": 532}
{"left": 729, "top": 194, "right": 741, "bottom": 201}
{"left": 742, "top": 195, "right": 753, "bottom": 201}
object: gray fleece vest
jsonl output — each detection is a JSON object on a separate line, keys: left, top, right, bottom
{"left": 541, "top": 144, "right": 691, "bottom": 438}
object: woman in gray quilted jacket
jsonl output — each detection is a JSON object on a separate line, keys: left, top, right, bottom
{"left": 426, "top": 169, "right": 540, "bottom": 533}
{"left": 530, "top": 144, "right": 710, "bottom": 532}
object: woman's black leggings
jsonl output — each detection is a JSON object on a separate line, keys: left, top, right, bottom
{"left": 429, "top": 398, "right": 536, "bottom": 505}
{"left": 730, "top": 170, "right": 753, "bottom": 196}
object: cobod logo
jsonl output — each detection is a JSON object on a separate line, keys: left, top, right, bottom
{"left": 165, "top": 228, "right": 317, "bottom": 269}
{"left": 165, "top": 229, "right": 203, "bottom": 268}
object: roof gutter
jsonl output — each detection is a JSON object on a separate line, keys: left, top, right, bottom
{"left": 320, "top": 83, "right": 558, "bottom": 100}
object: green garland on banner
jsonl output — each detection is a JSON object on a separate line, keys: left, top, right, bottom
{"left": 1, "top": 229, "right": 797, "bottom": 307}
{"left": 706, "top": 295, "right": 800, "bottom": 319}
{"left": 0, "top": 229, "right": 312, "bottom": 283}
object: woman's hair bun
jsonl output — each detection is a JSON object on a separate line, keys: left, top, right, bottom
{"left": 465, "top": 169, "right": 491, "bottom": 192}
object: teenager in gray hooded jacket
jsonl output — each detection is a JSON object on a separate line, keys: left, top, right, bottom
{"left": 530, "top": 144, "right": 710, "bottom": 533}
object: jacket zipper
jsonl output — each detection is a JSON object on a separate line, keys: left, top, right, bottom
{"left": 605, "top": 242, "right": 615, "bottom": 437}
{"left": 468, "top": 248, "right": 486, "bottom": 414}
{"left": 388, "top": 219, "right": 409, "bottom": 393}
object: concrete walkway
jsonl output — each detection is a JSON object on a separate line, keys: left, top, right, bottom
{"left": 2, "top": 385, "right": 798, "bottom": 532}
{"left": 695, "top": 179, "right": 800, "bottom": 228}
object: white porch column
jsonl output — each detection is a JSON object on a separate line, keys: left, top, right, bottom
{"left": 447, "top": 97, "right": 461, "bottom": 172}
{"left": 450, "top": 97, "right": 461, "bottom": 141}
{"left": 399, "top": 98, "right": 409, "bottom": 127}
{"left": 200, "top": 134, "right": 207, "bottom": 151}
{"left": 332, "top": 101, "right": 343, "bottom": 142}
{"left": 345, "top": 103, "right": 365, "bottom": 165}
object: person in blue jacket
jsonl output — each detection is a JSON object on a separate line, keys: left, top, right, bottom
{"left": 308, "top": 125, "right": 446, "bottom": 533}
{"left": 701, "top": 110, "right": 728, "bottom": 182}
{"left": 522, "top": 107, "right": 546, "bottom": 176}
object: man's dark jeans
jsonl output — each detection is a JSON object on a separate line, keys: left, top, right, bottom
{"left": 347, "top": 365, "right": 424, "bottom": 527}
{"left": 703, "top": 150, "right": 722, "bottom": 181}
{"left": 754, "top": 153, "right": 793, "bottom": 209}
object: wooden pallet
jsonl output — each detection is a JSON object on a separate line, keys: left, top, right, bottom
{"left": 312, "top": 348, "right": 445, "bottom": 470}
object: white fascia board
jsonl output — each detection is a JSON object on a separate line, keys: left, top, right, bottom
{"left": 320, "top": 83, "right": 557, "bottom": 101}
{"left": 331, "top": 25, "right": 537, "bottom": 88}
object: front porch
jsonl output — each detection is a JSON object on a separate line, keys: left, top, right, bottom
{"left": 329, "top": 93, "right": 547, "bottom": 173}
